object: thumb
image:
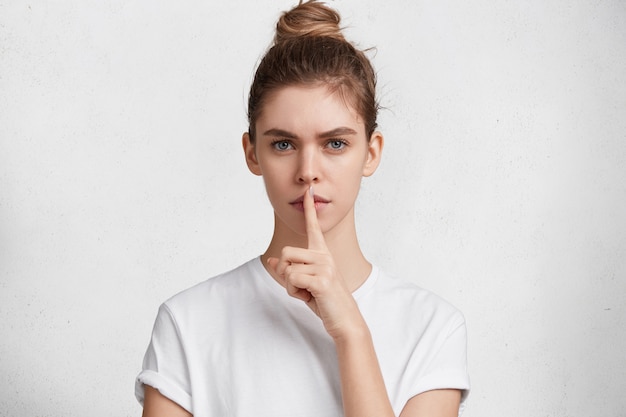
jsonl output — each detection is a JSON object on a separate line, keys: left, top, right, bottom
{"left": 267, "top": 256, "right": 279, "bottom": 273}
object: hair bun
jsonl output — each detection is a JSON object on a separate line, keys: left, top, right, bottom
{"left": 274, "top": 0, "right": 344, "bottom": 44}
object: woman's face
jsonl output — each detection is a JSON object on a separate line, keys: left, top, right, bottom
{"left": 243, "top": 85, "right": 382, "bottom": 238}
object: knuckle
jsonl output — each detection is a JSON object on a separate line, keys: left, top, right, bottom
{"left": 286, "top": 284, "right": 298, "bottom": 296}
{"left": 317, "top": 279, "right": 331, "bottom": 293}
{"left": 321, "top": 265, "right": 334, "bottom": 277}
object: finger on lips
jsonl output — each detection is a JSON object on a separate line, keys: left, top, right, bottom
{"left": 267, "top": 186, "right": 329, "bottom": 293}
{"left": 304, "top": 186, "right": 326, "bottom": 251}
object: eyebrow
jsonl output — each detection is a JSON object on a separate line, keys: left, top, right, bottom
{"left": 262, "top": 127, "right": 358, "bottom": 139}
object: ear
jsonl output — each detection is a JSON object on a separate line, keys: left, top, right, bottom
{"left": 242, "top": 132, "right": 262, "bottom": 176}
{"left": 362, "top": 131, "right": 384, "bottom": 177}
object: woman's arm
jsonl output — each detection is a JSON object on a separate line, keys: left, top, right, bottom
{"left": 333, "top": 320, "right": 395, "bottom": 417}
{"left": 400, "top": 389, "right": 462, "bottom": 417}
{"left": 141, "top": 385, "right": 192, "bottom": 417}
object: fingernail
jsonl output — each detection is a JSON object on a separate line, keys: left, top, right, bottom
{"left": 309, "top": 185, "right": 314, "bottom": 197}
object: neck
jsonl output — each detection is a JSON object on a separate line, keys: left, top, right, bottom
{"left": 261, "top": 209, "right": 371, "bottom": 292}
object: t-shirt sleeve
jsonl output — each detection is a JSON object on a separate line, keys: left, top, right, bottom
{"left": 135, "top": 304, "right": 193, "bottom": 413}
{"left": 412, "top": 313, "right": 471, "bottom": 415}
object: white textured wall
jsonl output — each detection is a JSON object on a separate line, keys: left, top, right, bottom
{"left": 1, "top": 1, "right": 625, "bottom": 416}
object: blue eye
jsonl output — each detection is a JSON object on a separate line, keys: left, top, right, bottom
{"left": 272, "top": 140, "right": 293, "bottom": 151}
{"left": 327, "top": 139, "right": 346, "bottom": 150}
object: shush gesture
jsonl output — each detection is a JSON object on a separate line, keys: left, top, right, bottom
{"left": 138, "top": 1, "right": 468, "bottom": 415}
{"left": 267, "top": 186, "right": 363, "bottom": 340}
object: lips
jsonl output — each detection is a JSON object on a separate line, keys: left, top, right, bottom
{"left": 289, "top": 194, "right": 330, "bottom": 211}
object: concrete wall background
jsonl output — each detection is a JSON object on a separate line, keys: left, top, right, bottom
{"left": 1, "top": 1, "right": 625, "bottom": 416}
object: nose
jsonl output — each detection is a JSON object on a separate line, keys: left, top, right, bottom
{"left": 296, "top": 146, "right": 320, "bottom": 184}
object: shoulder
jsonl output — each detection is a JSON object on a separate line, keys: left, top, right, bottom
{"left": 161, "top": 258, "right": 264, "bottom": 317}
{"left": 362, "top": 267, "right": 466, "bottom": 332}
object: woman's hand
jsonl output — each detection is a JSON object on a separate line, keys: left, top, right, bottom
{"left": 267, "top": 186, "right": 363, "bottom": 340}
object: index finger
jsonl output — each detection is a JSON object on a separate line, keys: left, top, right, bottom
{"left": 304, "top": 186, "right": 326, "bottom": 250}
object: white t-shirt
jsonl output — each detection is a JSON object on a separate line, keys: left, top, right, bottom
{"left": 136, "top": 257, "right": 470, "bottom": 416}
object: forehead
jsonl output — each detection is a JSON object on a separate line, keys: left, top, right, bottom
{"left": 257, "top": 85, "right": 365, "bottom": 135}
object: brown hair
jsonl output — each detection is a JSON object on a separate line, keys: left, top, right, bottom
{"left": 247, "top": 0, "right": 379, "bottom": 143}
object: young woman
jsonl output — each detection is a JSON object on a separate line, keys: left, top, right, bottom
{"left": 136, "top": 1, "right": 470, "bottom": 416}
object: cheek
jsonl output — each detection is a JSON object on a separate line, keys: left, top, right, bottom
{"left": 334, "top": 157, "right": 367, "bottom": 181}
{"left": 330, "top": 166, "right": 363, "bottom": 201}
